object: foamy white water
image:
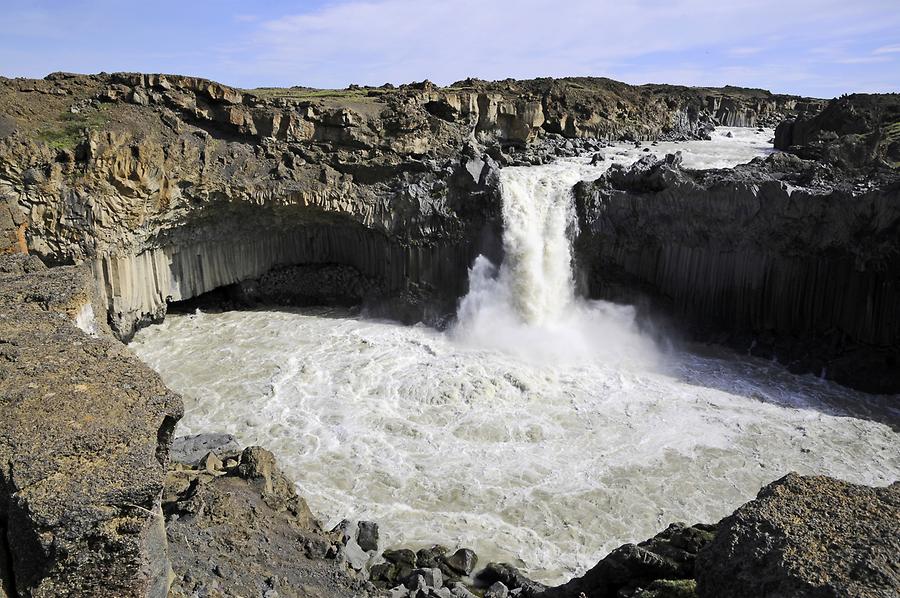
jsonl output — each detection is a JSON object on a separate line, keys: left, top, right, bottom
{"left": 130, "top": 128, "right": 899, "bottom": 584}
{"left": 453, "top": 160, "right": 656, "bottom": 366}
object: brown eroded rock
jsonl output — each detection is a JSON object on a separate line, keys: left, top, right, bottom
{"left": 696, "top": 473, "right": 900, "bottom": 598}
{"left": 164, "top": 445, "right": 377, "bottom": 598}
{"left": 0, "top": 254, "right": 183, "bottom": 597}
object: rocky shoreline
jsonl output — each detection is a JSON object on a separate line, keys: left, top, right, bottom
{"left": 1, "top": 73, "right": 898, "bottom": 596}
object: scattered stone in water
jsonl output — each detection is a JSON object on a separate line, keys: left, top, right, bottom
{"left": 442, "top": 548, "right": 478, "bottom": 577}
{"left": 449, "top": 582, "right": 478, "bottom": 598}
{"left": 404, "top": 567, "right": 443, "bottom": 590}
{"left": 357, "top": 520, "right": 379, "bottom": 552}
{"left": 417, "top": 545, "right": 449, "bottom": 568}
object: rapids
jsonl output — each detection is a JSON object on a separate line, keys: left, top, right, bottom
{"left": 130, "top": 128, "right": 899, "bottom": 584}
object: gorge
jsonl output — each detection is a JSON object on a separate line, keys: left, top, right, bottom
{"left": 0, "top": 72, "right": 898, "bottom": 598}
{"left": 129, "top": 130, "right": 899, "bottom": 584}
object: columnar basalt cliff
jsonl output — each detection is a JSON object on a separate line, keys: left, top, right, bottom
{"left": 574, "top": 142, "right": 900, "bottom": 393}
{"left": 0, "top": 72, "right": 816, "bottom": 339}
{"left": 0, "top": 71, "right": 898, "bottom": 597}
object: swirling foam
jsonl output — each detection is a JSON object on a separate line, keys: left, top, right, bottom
{"left": 130, "top": 129, "right": 898, "bottom": 584}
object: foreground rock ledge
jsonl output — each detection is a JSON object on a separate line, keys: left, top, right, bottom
{"left": 696, "top": 473, "right": 900, "bottom": 598}
{"left": 0, "top": 255, "right": 183, "bottom": 597}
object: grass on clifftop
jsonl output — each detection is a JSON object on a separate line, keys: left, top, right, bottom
{"left": 246, "top": 87, "right": 388, "bottom": 101}
{"left": 36, "top": 108, "right": 108, "bottom": 150}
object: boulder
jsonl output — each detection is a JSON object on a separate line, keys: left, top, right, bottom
{"left": 417, "top": 545, "right": 450, "bottom": 569}
{"left": 696, "top": 473, "right": 900, "bottom": 598}
{"left": 442, "top": 548, "right": 479, "bottom": 577}
{"left": 170, "top": 433, "right": 240, "bottom": 464}
{"left": 403, "top": 567, "right": 442, "bottom": 590}
{"left": 357, "top": 520, "right": 380, "bottom": 552}
{"left": 476, "top": 563, "right": 547, "bottom": 595}
{"left": 485, "top": 581, "right": 509, "bottom": 598}
{"left": 540, "top": 522, "right": 715, "bottom": 597}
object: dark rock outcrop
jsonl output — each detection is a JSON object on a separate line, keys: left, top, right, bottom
{"left": 538, "top": 523, "right": 714, "bottom": 598}
{"left": 0, "top": 254, "right": 183, "bottom": 597}
{"left": 574, "top": 151, "right": 900, "bottom": 393}
{"left": 774, "top": 93, "right": 900, "bottom": 170}
{"left": 695, "top": 473, "right": 900, "bottom": 598}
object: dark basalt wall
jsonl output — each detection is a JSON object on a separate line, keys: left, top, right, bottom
{"left": 574, "top": 155, "right": 900, "bottom": 393}
{"left": 100, "top": 218, "right": 487, "bottom": 339}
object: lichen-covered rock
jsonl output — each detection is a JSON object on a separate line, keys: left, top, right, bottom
{"left": 695, "top": 473, "right": 900, "bottom": 598}
{"left": 0, "top": 254, "right": 183, "bottom": 597}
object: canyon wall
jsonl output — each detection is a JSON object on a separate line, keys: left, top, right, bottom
{"left": 574, "top": 153, "right": 900, "bottom": 393}
{"left": 0, "top": 254, "right": 182, "bottom": 597}
{"left": 0, "top": 72, "right": 815, "bottom": 338}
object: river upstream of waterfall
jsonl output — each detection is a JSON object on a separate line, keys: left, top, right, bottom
{"left": 130, "top": 128, "right": 900, "bottom": 584}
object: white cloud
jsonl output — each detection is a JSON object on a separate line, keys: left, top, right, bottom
{"left": 837, "top": 56, "right": 892, "bottom": 64}
{"left": 728, "top": 47, "right": 765, "bottom": 57}
{"left": 238, "top": 0, "right": 897, "bottom": 88}
{"left": 873, "top": 44, "right": 900, "bottom": 54}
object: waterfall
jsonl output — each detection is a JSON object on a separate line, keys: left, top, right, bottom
{"left": 453, "top": 161, "right": 656, "bottom": 366}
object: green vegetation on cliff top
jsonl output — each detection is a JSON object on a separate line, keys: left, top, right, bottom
{"left": 246, "top": 87, "right": 388, "bottom": 101}
{"left": 36, "top": 107, "right": 108, "bottom": 150}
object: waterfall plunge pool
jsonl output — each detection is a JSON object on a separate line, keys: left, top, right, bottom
{"left": 130, "top": 129, "right": 900, "bottom": 584}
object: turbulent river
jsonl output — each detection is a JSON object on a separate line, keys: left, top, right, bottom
{"left": 131, "top": 128, "right": 900, "bottom": 584}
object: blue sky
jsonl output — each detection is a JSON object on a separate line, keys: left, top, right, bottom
{"left": 1, "top": 0, "right": 898, "bottom": 98}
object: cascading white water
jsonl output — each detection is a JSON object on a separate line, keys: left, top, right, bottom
{"left": 495, "top": 166, "right": 581, "bottom": 323}
{"left": 130, "top": 129, "right": 900, "bottom": 584}
{"left": 462, "top": 166, "right": 580, "bottom": 326}
{"left": 453, "top": 161, "right": 655, "bottom": 366}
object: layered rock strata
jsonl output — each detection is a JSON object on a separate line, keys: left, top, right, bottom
{"left": 0, "top": 73, "right": 816, "bottom": 339}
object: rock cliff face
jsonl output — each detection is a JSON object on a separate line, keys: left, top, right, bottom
{"left": 775, "top": 93, "right": 900, "bottom": 169}
{"left": 0, "top": 72, "right": 814, "bottom": 339}
{"left": 574, "top": 152, "right": 900, "bottom": 393}
{"left": 0, "top": 254, "right": 182, "bottom": 597}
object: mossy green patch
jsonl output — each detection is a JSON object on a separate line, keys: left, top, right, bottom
{"left": 246, "top": 87, "right": 387, "bottom": 101}
{"left": 36, "top": 107, "right": 108, "bottom": 150}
